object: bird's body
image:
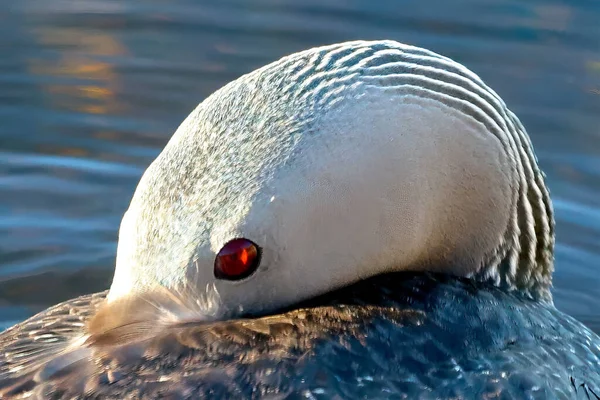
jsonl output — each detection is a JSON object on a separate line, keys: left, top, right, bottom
{"left": 0, "top": 40, "right": 598, "bottom": 399}
{"left": 1, "top": 274, "right": 599, "bottom": 399}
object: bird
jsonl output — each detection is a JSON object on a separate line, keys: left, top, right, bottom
{"left": 0, "top": 40, "right": 598, "bottom": 399}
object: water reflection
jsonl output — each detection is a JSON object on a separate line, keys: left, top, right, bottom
{"left": 0, "top": 0, "right": 598, "bottom": 333}
{"left": 29, "top": 26, "right": 126, "bottom": 132}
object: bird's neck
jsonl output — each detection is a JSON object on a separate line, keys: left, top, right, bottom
{"left": 475, "top": 111, "right": 554, "bottom": 302}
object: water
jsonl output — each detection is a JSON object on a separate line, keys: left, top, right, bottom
{"left": 0, "top": 0, "right": 598, "bottom": 333}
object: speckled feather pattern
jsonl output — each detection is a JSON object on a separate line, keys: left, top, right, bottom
{"left": 113, "top": 40, "right": 553, "bottom": 303}
{"left": 0, "top": 274, "right": 598, "bottom": 399}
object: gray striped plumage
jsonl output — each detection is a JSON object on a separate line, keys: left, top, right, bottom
{"left": 305, "top": 41, "right": 556, "bottom": 298}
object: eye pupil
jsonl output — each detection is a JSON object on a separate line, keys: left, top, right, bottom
{"left": 214, "top": 238, "right": 260, "bottom": 280}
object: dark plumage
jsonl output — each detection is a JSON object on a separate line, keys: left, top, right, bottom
{"left": 1, "top": 273, "right": 598, "bottom": 399}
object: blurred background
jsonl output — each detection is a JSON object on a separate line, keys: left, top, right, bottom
{"left": 0, "top": 0, "right": 598, "bottom": 332}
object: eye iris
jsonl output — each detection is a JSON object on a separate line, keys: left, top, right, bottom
{"left": 215, "top": 238, "right": 260, "bottom": 279}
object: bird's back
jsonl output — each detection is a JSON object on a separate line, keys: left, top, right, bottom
{"left": 0, "top": 273, "right": 598, "bottom": 399}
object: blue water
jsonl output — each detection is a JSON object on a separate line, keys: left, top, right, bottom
{"left": 0, "top": 0, "right": 598, "bottom": 333}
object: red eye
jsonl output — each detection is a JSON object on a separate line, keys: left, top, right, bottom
{"left": 214, "top": 238, "right": 261, "bottom": 280}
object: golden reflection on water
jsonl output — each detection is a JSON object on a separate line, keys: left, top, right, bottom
{"left": 28, "top": 27, "right": 126, "bottom": 114}
{"left": 29, "top": 56, "right": 119, "bottom": 116}
{"left": 26, "top": 26, "right": 129, "bottom": 157}
{"left": 588, "top": 61, "right": 600, "bottom": 72}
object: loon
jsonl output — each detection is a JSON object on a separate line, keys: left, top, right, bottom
{"left": 0, "top": 40, "right": 598, "bottom": 399}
